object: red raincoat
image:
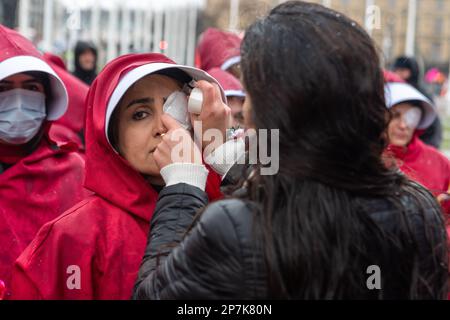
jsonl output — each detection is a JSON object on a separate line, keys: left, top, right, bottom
{"left": 11, "top": 53, "right": 223, "bottom": 300}
{"left": 0, "top": 26, "right": 89, "bottom": 299}
{"left": 386, "top": 134, "right": 450, "bottom": 196}
{"left": 43, "top": 53, "right": 89, "bottom": 148}
{"left": 0, "top": 136, "right": 89, "bottom": 299}
{"left": 196, "top": 28, "right": 241, "bottom": 71}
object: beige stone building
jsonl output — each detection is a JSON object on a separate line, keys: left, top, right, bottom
{"left": 203, "top": 0, "right": 450, "bottom": 69}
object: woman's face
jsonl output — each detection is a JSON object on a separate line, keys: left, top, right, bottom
{"left": 387, "top": 103, "right": 422, "bottom": 147}
{"left": 79, "top": 49, "right": 96, "bottom": 71}
{"left": 241, "top": 79, "right": 255, "bottom": 130}
{"left": 115, "top": 74, "right": 181, "bottom": 185}
{"left": 227, "top": 63, "right": 241, "bottom": 80}
{"left": 0, "top": 73, "right": 46, "bottom": 146}
{"left": 228, "top": 96, "right": 244, "bottom": 127}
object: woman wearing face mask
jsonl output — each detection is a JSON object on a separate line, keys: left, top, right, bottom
{"left": 10, "top": 53, "right": 224, "bottom": 300}
{"left": 133, "top": 1, "right": 448, "bottom": 299}
{"left": 0, "top": 25, "right": 89, "bottom": 298}
{"left": 384, "top": 82, "right": 450, "bottom": 211}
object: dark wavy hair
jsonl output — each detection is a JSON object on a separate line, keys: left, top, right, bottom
{"left": 239, "top": 1, "right": 448, "bottom": 299}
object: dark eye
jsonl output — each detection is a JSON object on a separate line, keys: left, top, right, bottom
{"left": 0, "top": 85, "right": 11, "bottom": 92}
{"left": 132, "top": 110, "right": 149, "bottom": 120}
{"left": 392, "top": 112, "right": 402, "bottom": 119}
{"left": 25, "top": 84, "right": 40, "bottom": 92}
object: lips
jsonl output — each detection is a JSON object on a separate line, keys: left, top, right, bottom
{"left": 393, "top": 133, "right": 408, "bottom": 140}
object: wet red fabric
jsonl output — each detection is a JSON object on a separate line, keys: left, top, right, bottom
{"left": 11, "top": 53, "right": 223, "bottom": 300}
{"left": 383, "top": 70, "right": 405, "bottom": 83}
{"left": 0, "top": 141, "right": 31, "bottom": 164}
{"left": 0, "top": 26, "right": 41, "bottom": 60}
{"left": 43, "top": 53, "right": 89, "bottom": 146}
{"left": 0, "top": 136, "right": 89, "bottom": 299}
{"left": 196, "top": 28, "right": 241, "bottom": 71}
{"left": 207, "top": 67, "right": 243, "bottom": 93}
{"left": 0, "top": 25, "right": 89, "bottom": 299}
{"left": 386, "top": 134, "right": 450, "bottom": 198}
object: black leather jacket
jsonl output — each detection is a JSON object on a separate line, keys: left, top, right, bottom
{"left": 132, "top": 179, "right": 448, "bottom": 300}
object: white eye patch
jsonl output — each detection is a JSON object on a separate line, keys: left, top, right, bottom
{"left": 402, "top": 107, "right": 422, "bottom": 129}
{"left": 162, "top": 91, "right": 191, "bottom": 130}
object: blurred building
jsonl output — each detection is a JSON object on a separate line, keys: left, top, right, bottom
{"left": 0, "top": 0, "right": 19, "bottom": 28}
{"left": 1, "top": 0, "right": 206, "bottom": 70}
{"left": 3, "top": 0, "right": 450, "bottom": 73}
{"left": 204, "top": 0, "right": 450, "bottom": 70}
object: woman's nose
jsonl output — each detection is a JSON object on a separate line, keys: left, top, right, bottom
{"left": 398, "top": 117, "right": 408, "bottom": 129}
{"left": 154, "top": 111, "right": 167, "bottom": 137}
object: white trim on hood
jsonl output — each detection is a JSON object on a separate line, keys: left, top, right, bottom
{"left": 385, "top": 82, "right": 436, "bottom": 130}
{"left": 105, "top": 62, "right": 226, "bottom": 146}
{"left": 0, "top": 55, "right": 68, "bottom": 121}
{"left": 224, "top": 89, "right": 245, "bottom": 98}
{"left": 220, "top": 56, "right": 241, "bottom": 71}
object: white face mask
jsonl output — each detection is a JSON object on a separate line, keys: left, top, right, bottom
{"left": 0, "top": 88, "right": 46, "bottom": 145}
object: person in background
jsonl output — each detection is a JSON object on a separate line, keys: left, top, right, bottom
{"left": 196, "top": 27, "right": 242, "bottom": 79}
{"left": 0, "top": 25, "right": 89, "bottom": 299}
{"left": 393, "top": 56, "right": 442, "bottom": 149}
{"left": 10, "top": 53, "right": 224, "bottom": 300}
{"left": 72, "top": 41, "right": 97, "bottom": 86}
{"left": 207, "top": 67, "right": 245, "bottom": 128}
{"left": 384, "top": 81, "right": 450, "bottom": 216}
{"left": 132, "top": 1, "right": 448, "bottom": 300}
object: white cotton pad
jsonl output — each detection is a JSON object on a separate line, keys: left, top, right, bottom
{"left": 188, "top": 87, "right": 203, "bottom": 114}
{"left": 403, "top": 107, "right": 422, "bottom": 129}
{"left": 163, "top": 91, "right": 191, "bottom": 130}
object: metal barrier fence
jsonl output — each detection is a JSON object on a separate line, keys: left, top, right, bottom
{"left": 17, "top": 0, "right": 205, "bottom": 70}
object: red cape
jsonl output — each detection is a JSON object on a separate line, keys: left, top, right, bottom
{"left": 11, "top": 53, "right": 223, "bottom": 299}
{"left": 386, "top": 134, "right": 450, "bottom": 197}
{"left": 43, "top": 53, "right": 89, "bottom": 148}
{"left": 0, "top": 25, "right": 89, "bottom": 299}
{"left": 196, "top": 28, "right": 241, "bottom": 71}
{"left": 0, "top": 136, "right": 89, "bottom": 299}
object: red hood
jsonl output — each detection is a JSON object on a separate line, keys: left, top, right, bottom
{"left": 0, "top": 25, "right": 40, "bottom": 60}
{"left": 84, "top": 53, "right": 222, "bottom": 221}
{"left": 383, "top": 70, "right": 405, "bottom": 83}
{"left": 197, "top": 28, "right": 241, "bottom": 71}
{"left": 43, "top": 52, "right": 67, "bottom": 70}
{"left": 43, "top": 53, "right": 89, "bottom": 134}
{"left": 0, "top": 25, "right": 68, "bottom": 121}
{"left": 206, "top": 67, "right": 244, "bottom": 97}
{"left": 0, "top": 25, "right": 71, "bottom": 162}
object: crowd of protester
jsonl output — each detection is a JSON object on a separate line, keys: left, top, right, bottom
{"left": 0, "top": 1, "right": 449, "bottom": 300}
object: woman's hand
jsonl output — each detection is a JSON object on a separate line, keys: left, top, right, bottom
{"left": 154, "top": 114, "right": 203, "bottom": 170}
{"left": 189, "top": 80, "right": 232, "bottom": 153}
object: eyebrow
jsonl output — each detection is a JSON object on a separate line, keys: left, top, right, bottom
{"left": 0, "top": 79, "right": 42, "bottom": 84}
{"left": 126, "top": 97, "right": 155, "bottom": 109}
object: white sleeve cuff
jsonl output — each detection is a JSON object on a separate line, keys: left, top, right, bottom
{"left": 160, "top": 163, "right": 209, "bottom": 191}
{"left": 204, "top": 138, "right": 246, "bottom": 178}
